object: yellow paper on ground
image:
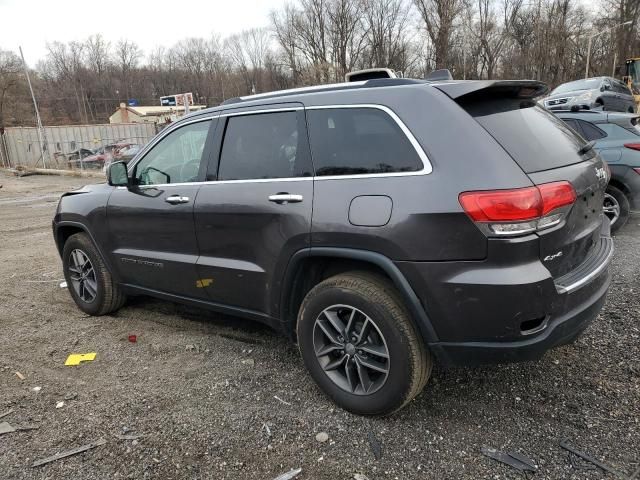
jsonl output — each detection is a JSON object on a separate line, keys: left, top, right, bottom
{"left": 64, "top": 353, "right": 97, "bottom": 366}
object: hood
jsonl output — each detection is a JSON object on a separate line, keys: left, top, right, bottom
{"left": 60, "top": 182, "right": 110, "bottom": 199}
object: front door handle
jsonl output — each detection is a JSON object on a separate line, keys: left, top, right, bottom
{"left": 165, "top": 195, "right": 190, "bottom": 204}
{"left": 268, "top": 193, "right": 303, "bottom": 204}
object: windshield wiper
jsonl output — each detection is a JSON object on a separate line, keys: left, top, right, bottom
{"left": 578, "top": 140, "right": 596, "bottom": 155}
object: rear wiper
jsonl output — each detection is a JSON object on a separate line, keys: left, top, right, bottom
{"left": 578, "top": 140, "right": 596, "bottom": 155}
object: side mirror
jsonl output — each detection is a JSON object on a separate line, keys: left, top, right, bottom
{"left": 108, "top": 161, "right": 129, "bottom": 187}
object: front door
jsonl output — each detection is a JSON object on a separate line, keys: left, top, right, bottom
{"left": 194, "top": 106, "right": 313, "bottom": 317}
{"left": 107, "top": 118, "right": 216, "bottom": 298}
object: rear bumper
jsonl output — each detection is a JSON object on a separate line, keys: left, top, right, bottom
{"left": 397, "top": 228, "right": 613, "bottom": 366}
{"left": 429, "top": 270, "right": 609, "bottom": 365}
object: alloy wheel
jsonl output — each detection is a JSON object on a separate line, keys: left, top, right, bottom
{"left": 313, "top": 304, "right": 390, "bottom": 395}
{"left": 603, "top": 193, "right": 620, "bottom": 226}
{"left": 68, "top": 249, "right": 98, "bottom": 303}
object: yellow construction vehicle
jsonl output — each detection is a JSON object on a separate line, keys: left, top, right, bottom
{"left": 624, "top": 58, "right": 640, "bottom": 110}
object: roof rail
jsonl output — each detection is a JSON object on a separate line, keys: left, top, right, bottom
{"left": 220, "top": 78, "right": 426, "bottom": 106}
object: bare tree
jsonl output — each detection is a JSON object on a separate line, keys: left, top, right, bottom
{"left": 414, "top": 0, "right": 467, "bottom": 69}
{"left": 0, "top": 49, "right": 22, "bottom": 128}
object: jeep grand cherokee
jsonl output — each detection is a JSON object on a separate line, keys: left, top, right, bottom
{"left": 53, "top": 78, "right": 613, "bottom": 415}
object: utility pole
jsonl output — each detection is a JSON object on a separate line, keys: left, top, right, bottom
{"left": 19, "top": 46, "right": 47, "bottom": 168}
{"left": 585, "top": 21, "right": 632, "bottom": 79}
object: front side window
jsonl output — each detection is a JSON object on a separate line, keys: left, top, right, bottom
{"left": 134, "top": 120, "right": 211, "bottom": 185}
{"left": 217, "top": 111, "right": 311, "bottom": 180}
{"left": 306, "top": 107, "right": 422, "bottom": 176}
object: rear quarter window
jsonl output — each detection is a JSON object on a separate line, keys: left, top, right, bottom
{"left": 306, "top": 107, "right": 422, "bottom": 176}
{"left": 463, "top": 100, "right": 587, "bottom": 173}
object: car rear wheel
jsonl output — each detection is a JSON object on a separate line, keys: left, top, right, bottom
{"left": 603, "top": 185, "right": 630, "bottom": 234}
{"left": 297, "top": 272, "right": 431, "bottom": 415}
{"left": 62, "top": 232, "right": 126, "bottom": 315}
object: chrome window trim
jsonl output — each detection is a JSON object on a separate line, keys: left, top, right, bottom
{"left": 125, "top": 103, "right": 432, "bottom": 187}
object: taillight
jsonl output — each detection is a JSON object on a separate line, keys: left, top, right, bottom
{"left": 459, "top": 181, "right": 576, "bottom": 236}
{"left": 634, "top": 167, "right": 640, "bottom": 175}
{"left": 624, "top": 143, "right": 640, "bottom": 151}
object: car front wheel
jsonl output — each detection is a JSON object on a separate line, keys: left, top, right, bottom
{"left": 297, "top": 272, "right": 431, "bottom": 415}
{"left": 62, "top": 232, "right": 126, "bottom": 315}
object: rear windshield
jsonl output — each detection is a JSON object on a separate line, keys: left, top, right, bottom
{"left": 462, "top": 99, "right": 588, "bottom": 173}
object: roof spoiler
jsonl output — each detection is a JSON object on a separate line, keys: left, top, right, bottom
{"left": 433, "top": 80, "right": 548, "bottom": 101}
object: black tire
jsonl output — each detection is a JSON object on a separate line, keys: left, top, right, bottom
{"left": 62, "top": 232, "right": 126, "bottom": 315}
{"left": 297, "top": 271, "right": 431, "bottom": 415}
{"left": 604, "top": 185, "right": 630, "bottom": 234}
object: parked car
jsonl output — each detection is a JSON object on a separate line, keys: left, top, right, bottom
{"left": 555, "top": 110, "right": 640, "bottom": 231}
{"left": 66, "top": 148, "right": 96, "bottom": 168}
{"left": 544, "top": 77, "right": 635, "bottom": 113}
{"left": 53, "top": 78, "right": 613, "bottom": 415}
{"left": 115, "top": 144, "right": 142, "bottom": 162}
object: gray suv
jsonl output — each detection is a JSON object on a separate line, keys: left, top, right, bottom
{"left": 53, "top": 78, "right": 613, "bottom": 415}
{"left": 545, "top": 76, "right": 636, "bottom": 113}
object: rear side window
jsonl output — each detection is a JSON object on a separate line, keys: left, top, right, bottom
{"left": 306, "top": 108, "right": 422, "bottom": 176}
{"left": 218, "top": 111, "right": 312, "bottom": 180}
{"left": 463, "top": 100, "right": 587, "bottom": 173}
{"left": 576, "top": 120, "right": 607, "bottom": 141}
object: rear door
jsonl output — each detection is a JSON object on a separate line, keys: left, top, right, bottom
{"left": 461, "top": 98, "right": 608, "bottom": 277}
{"left": 107, "top": 118, "right": 216, "bottom": 298}
{"left": 193, "top": 105, "right": 314, "bottom": 317}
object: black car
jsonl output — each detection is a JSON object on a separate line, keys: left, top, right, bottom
{"left": 53, "top": 78, "right": 613, "bottom": 415}
{"left": 555, "top": 110, "right": 640, "bottom": 231}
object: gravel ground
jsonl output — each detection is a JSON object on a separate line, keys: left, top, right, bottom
{"left": 0, "top": 170, "right": 639, "bottom": 480}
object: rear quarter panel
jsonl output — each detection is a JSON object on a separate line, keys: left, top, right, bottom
{"left": 307, "top": 85, "right": 536, "bottom": 261}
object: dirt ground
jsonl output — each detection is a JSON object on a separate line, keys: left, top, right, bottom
{"left": 0, "top": 170, "right": 639, "bottom": 480}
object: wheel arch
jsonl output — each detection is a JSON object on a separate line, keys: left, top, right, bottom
{"left": 278, "top": 247, "right": 439, "bottom": 345}
{"left": 54, "top": 221, "right": 118, "bottom": 281}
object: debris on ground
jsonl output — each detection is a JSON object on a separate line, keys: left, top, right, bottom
{"left": 115, "top": 433, "right": 144, "bottom": 441}
{"left": 262, "top": 422, "right": 272, "bottom": 437}
{"left": 241, "top": 358, "right": 255, "bottom": 366}
{"left": 14, "top": 371, "right": 25, "bottom": 380}
{"left": 128, "top": 334, "right": 137, "bottom": 343}
{"left": 315, "top": 431, "right": 329, "bottom": 443}
{"left": 55, "top": 401, "right": 64, "bottom": 409}
{"left": 64, "top": 352, "right": 96, "bottom": 366}
{"left": 273, "top": 395, "right": 291, "bottom": 406}
{"left": 481, "top": 446, "right": 537, "bottom": 472}
{"left": 272, "top": 467, "right": 302, "bottom": 480}
{"left": 0, "top": 422, "right": 17, "bottom": 435}
{"left": 559, "top": 439, "right": 626, "bottom": 477}
{"left": 31, "top": 438, "right": 107, "bottom": 468}
{"left": 64, "top": 392, "right": 78, "bottom": 401}
{"left": 31, "top": 386, "right": 41, "bottom": 393}
{"left": 367, "top": 431, "right": 382, "bottom": 460}
{"left": 354, "top": 474, "right": 370, "bottom": 480}
{"left": 0, "top": 409, "right": 14, "bottom": 419}
{"left": 59, "top": 281, "right": 67, "bottom": 289}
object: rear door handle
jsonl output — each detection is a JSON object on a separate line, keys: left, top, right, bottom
{"left": 165, "top": 195, "right": 190, "bottom": 204}
{"left": 268, "top": 193, "right": 303, "bottom": 204}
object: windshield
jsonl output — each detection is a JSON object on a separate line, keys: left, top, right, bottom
{"left": 551, "top": 78, "right": 601, "bottom": 94}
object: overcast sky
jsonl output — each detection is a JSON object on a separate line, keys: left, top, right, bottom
{"left": 0, "top": 0, "right": 288, "bottom": 66}
{"left": 1, "top": 0, "right": 598, "bottom": 67}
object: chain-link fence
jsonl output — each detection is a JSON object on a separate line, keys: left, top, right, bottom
{"left": 0, "top": 123, "right": 158, "bottom": 171}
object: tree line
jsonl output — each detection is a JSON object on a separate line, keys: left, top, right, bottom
{"left": 0, "top": 0, "right": 639, "bottom": 127}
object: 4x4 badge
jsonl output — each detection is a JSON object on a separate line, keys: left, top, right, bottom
{"left": 544, "top": 251, "right": 563, "bottom": 262}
